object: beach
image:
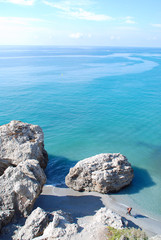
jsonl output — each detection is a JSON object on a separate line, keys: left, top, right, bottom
{"left": 34, "top": 185, "right": 161, "bottom": 238}
{"left": 1, "top": 121, "right": 161, "bottom": 240}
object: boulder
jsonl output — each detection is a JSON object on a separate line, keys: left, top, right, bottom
{"left": 42, "top": 210, "right": 78, "bottom": 240}
{"left": 0, "top": 120, "right": 48, "bottom": 173}
{"left": 93, "top": 208, "right": 124, "bottom": 229}
{"left": 0, "top": 159, "right": 46, "bottom": 227}
{"left": 34, "top": 210, "right": 79, "bottom": 240}
{"left": 74, "top": 207, "right": 125, "bottom": 240}
{"left": 14, "top": 207, "right": 50, "bottom": 240}
{"left": 33, "top": 208, "right": 126, "bottom": 240}
{"left": 65, "top": 153, "right": 134, "bottom": 193}
{"left": 150, "top": 236, "right": 161, "bottom": 240}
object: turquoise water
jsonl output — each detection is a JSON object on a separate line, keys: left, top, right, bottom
{"left": 0, "top": 46, "right": 161, "bottom": 219}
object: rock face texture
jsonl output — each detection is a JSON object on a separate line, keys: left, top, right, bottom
{"left": 30, "top": 207, "right": 125, "bottom": 240}
{"left": 0, "top": 158, "right": 13, "bottom": 176}
{"left": 93, "top": 208, "right": 124, "bottom": 229}
{"left": 150, "top": 236, "right": 161, "bottom": 240}
{"left": 65, "top": 153, "right": 134, "bottom": 193}
{"left": 14, "top": 207, "right": 50, "bottom": 240}
{"left": 74, "top": 207, "right": 125, "bottom": 240}
{"left": 15, "top": 208, "right": 79, "bottom": 240}
{"left": 0, "top": 120, "right": 48, "bottom": 173}
{"left": 0, "top": 121, "right": 48, "bottom": 232}
{"left": 40, "top": 210, "right": 78, "bottom": 240}
{"left": 0, "top": 159, "right": 46, "bottom": 229}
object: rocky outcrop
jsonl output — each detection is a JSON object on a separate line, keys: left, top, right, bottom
{"left": 65, "top": 153, "right": 134, "bottom": 193}
{"left": 15, "top": 208, "right": 79, "bottom": 240}
{"left": 0, "top": 121, "right": 48, "bottom": 232}
{"left": 17, "top": 207, "right": 126, "bottom": 240}
{"left": 14, "top": 207, "right": 50, "bottom": 240}
{"left": 39, "top": 210, "right": 79, "bottom": 240}
{"left": 74, "top": 207, "right": 125, "bottom": 240}
{"left": 93, "top": 208, "right": 124, "bottom": 229}
{"left": 38, "top": 207, "right": 125, "bottom": 240}
{"left": 0, "top": 159, "right": 46, "bottom": 229}
{"left": 150, "top": 236, "right": 161, "bottom": 240}
{"left": 0, "top": 120, "right": 48, "bottom": 174}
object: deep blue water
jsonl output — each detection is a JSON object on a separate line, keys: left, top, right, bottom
{"left": 0, "top": 46, "right": 161, "bottom": 219}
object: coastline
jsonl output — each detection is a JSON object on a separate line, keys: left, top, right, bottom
{"left": 1, "top": 44, "right": 161, "bottom": 239}
{"left": 1, "top": 46, "right": 161, "bottom": 222}
{"left": 34, "top": 184, "right": 161, "bottom": 238}
{"left": 109, "top": 192, "right": 161, "bottom": 223}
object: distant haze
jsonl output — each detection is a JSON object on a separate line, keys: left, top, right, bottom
{"left": 0, "top": 0, "right": 161, "bottom": 47}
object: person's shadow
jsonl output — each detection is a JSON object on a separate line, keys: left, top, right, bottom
{"left": 133, "top": 214, "right": 148, "bottom": 219}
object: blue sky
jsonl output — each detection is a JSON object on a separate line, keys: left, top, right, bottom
{"left": 0, "top": 0, "right": 161, "bottom": 46}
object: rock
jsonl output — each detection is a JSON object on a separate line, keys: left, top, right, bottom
{"left": 0, "top": 210, "right": 15, "bottom": 231}
{"left": 93, "top": 208, "right": 124, "bottom": 229}
{"left": 70, "top": 207, "right": 125, "bottom": 240}
{"left": 0, "top": 159, "right": 14, "bottom": 176}
{"left": 0, "top": 159, "right": 46, "bottom": 224}
{"left": 32, "top": 208, "right": 126, "bottom": 240}
{"left": 65, "top": 153, "right": 134, "bottom": 193}
{"left": 0, "top": 120, "right": 48, "bottom": 173}
{"left": 34, "top": 210, "right": 79, "bottom": 240}
{"left": 12, "top": 207, "right": 127, "bottom": 240}
{"left": 150, "top": 236, "right": 161, "bottom": 240}
{"left": 14, "top": 207, "right": 50, "bottom": 240}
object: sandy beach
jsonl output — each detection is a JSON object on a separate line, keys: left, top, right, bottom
{"left": 34, "top": 185, "right": 161, "bottom": 238}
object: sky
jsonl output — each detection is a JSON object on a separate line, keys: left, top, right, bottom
{"left": 0, "top": 0, "right": 161, "bottom": 47}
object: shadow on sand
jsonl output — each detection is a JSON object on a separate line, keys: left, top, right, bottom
{"left": 34, "top": 194, "right": 104, "bottom": 221}
{"left": 133, "top": 214, "right": 148, "bottom": 219}
{"left": 35, "top": 155, "right": 147, "bottom": 229}
{"left": 121, "top": 217, "right": 141, "bottom": 229}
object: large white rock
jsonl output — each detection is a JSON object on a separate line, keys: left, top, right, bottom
{"left": 14, "top": 207, "right": 50, "bottom": 240}
{"left": 65, "top": 153, "right": 134, "bottom": 193}
{"left": 0, "top": 120, "right": 48, "bottom": 173}
{"left": 150, "top": 236, "right": 161, "bottom": 240}
{"left": 42, "top": 210, "right": 78, "bottom": 240}
{"left": 34, "top": 210, "right": 79, "bottom": 240}
{"left": 73, "top": 207, "right": 125, "bottom": 240}
{"left": 0, "top": 159, "right": 46, "bottom": 223}
{"left": 14, "top": 207, "right": 126, "bottom": 240}
{"left": 93, "top": 208, "right": 124, "bottom": 229}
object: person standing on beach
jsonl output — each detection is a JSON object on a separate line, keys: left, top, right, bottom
{"left": 126, "top": 207, "right": 132, "bottom": 215}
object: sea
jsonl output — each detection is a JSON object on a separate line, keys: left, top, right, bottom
{"left": 0, "top": 46, "right": 161, "bottom": 220}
